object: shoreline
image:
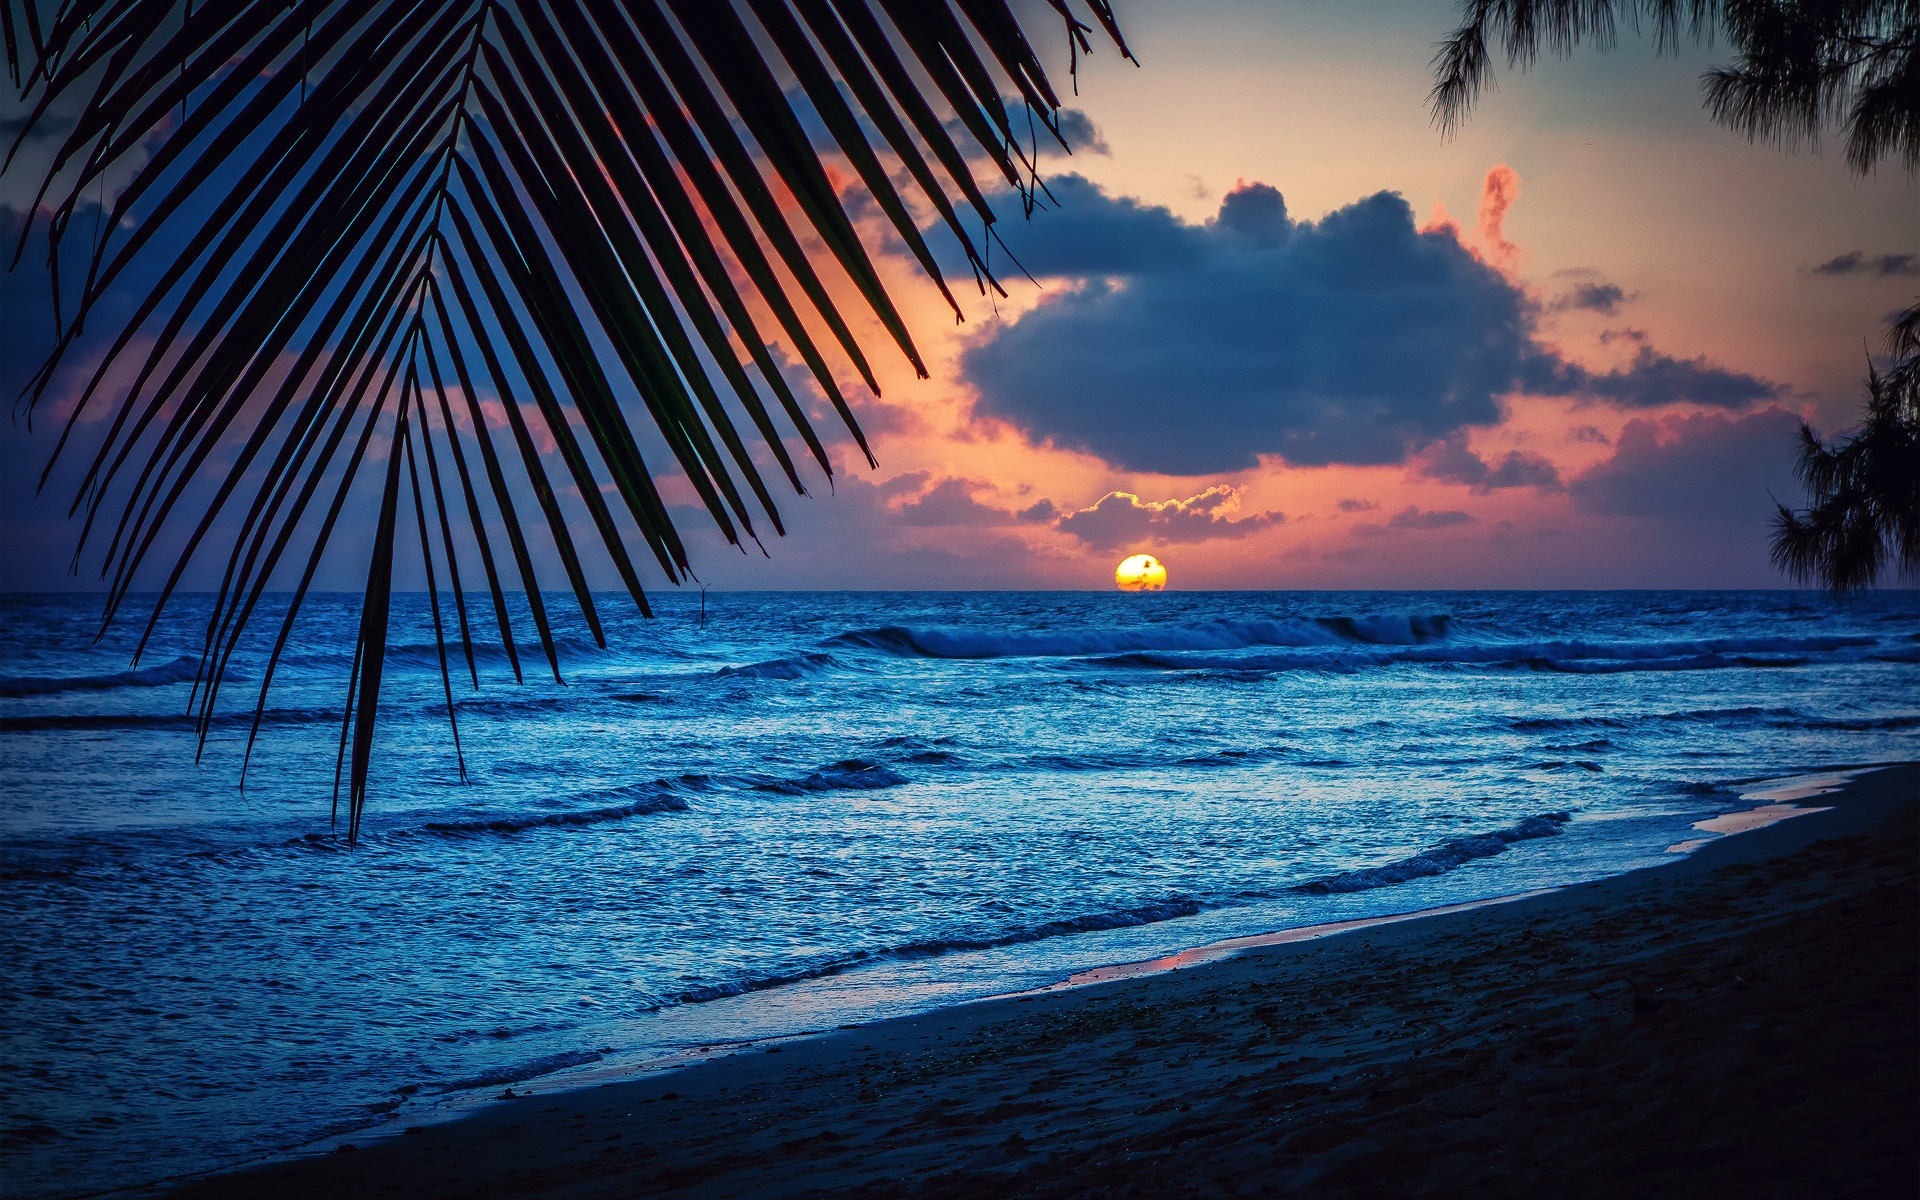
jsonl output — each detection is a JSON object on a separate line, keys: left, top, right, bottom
{"left": 151, "top": 762, "right": 1918, "bottom": 1199}
{"left": 135, "top": 769, "right": 1858, "bottom": 1175}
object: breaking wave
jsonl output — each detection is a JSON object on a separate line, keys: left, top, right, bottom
{"left": 1295, "top": 813, "right": 1572, "bottom": 894}
{"left": 716, "top": 652, "right": 841, "bottom": 680}
{"left": 258, "top": 636, "right": 669, "bottom": 679}
{"left": 0, "top": 706, "right": 341, "bottom": 733}
{"left": 822, "top": 613, "right": 1452, "bottom": 659}
{"left": 0, "top": 656, "right": 202, "bottom": 698}
{"left": 817, "top": 616, "right": 1874, "bottom": 678}
{"left": 1084, "top": 635, "right": 1868, "bottom": 677}
{"left": 666, "top": 897, "right": 1205, "bottom": 1005}
{"left": 438, "top": 1050, "right": 604, "bottom": 1094}
{"left": 753, "top": 759, "right": 910, "bottom": 794}
{"left": 415, "top": 783, "right": 693, "bottom": 837}
{"left": 1505, "top": 706, "right": 1815, "bottom": 733}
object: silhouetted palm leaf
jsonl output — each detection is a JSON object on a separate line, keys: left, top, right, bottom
{"left": 1430, "top": 1, "right": 1918, "bottom": 173}
{"left": 4, "top": 0, "right": 1131, "bottom": 841}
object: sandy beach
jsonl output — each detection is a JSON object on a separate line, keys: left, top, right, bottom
{"left": 156, "top": 764, "right": 1917, "bottom": 1199}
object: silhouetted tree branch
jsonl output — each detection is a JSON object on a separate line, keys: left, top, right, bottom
{"left": 1432, "top": 1, "right": 1919, "bottom": 173}
{"left": 1772, "top": 303, "right": 1920, "bottom": 593}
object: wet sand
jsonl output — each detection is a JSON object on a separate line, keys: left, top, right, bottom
{"left": 168, "top": 765, "right": 1917, "bottom": 1199}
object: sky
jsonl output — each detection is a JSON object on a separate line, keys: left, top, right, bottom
{"left": 2, "top": 0, "right": 1915, "bottom": 594}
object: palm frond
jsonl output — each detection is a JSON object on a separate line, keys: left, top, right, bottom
{"left": 5, "top": 0, "right": 1131, "bottom": 840}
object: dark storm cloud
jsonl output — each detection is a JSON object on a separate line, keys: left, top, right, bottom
{"left": 1809, "top": 251, "right": 1919, "bottom": 277}
{"left": 1569, "top": 408, "right": 1802, "bottom": 524}
{"left": 965, "top": 181, "right": 1530, "bottom": 473}
{"left": 1417, "top": 434, "right": 1562, "bottom": 492}
{"left": 996, "top": 173, "right": 1202, "bottom": 277}
{"left": 1053, "top": 486, "right": 1282, "bottom": 549}
{"left": 960, "top": 177, "right": 1777, "bottom": 476}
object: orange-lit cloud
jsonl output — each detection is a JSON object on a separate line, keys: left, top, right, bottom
{"left": 1053, "top": 485, "right": 1284, "bottom": 548}
{"left": 1418, "top": 200, "right": 1461, "bottom": 239}
{"left": 1475, "top": 163, "right": 1524, "bottom": 275}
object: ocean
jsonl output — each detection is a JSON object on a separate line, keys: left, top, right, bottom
{"left": 2, "top": 589, "right": 1915, "bottom": 1196}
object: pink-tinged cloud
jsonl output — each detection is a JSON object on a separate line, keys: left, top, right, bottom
{"left": 892, "top": 476, "right": 1014, "bottom": 527}
{"left": 1476, "top": 163, "right": 1524, "bottom": 274}
{"left": 1418, "top": 200, "right": 1461, "bottom": 239}
{"left": 1054, "top": 485, "right": 1283, "bottom": 548}
{"left": 1415, "top": 433, "right": 1562, "bottom": 493}
{"left": 1570, "top": 407, "right": 1803, "bottom": 524}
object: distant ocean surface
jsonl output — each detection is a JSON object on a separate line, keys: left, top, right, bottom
{"left": 3, "top": 589, "right": 1917, "bottom": 1196}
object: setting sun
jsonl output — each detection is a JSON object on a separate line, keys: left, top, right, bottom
{"left": 1115, "top": 554, "right": 1168, "bottom": 591}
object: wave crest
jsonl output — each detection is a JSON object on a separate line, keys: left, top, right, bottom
{"left": 822, "top": 613, "right": 1451, "bottom": 660}
{"left": 666, "top": 897, "right": 1204, "bottom": 1005}
{"left": 416, "top": 783, "right": 692, "bottom": 836}
{"left": 716, "top": 652, "right": 841, "bottom": 680}
{"left": 0, "top": 656, "right": 201, "bottom": 698}
{"left": 1295, "top": 812, "right": 1572, "bottom": 895}
{"left": 753, "top": 759, "right": 910, "bottom": 794}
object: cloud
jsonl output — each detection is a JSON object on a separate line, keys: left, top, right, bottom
{"left": 893, "top": 477, "right": 1013, "bottom": 527}
{"left": 992, "top": 176, "right": 1202, "bottom": 278}
{"left": 1336, "top": 498, "right": 1379, "bottom": 512}
{"left": 1416, "top": 434, "right": 1562, "bottom": 492}
{"left": 1393, "top": 506, "right": 1473, "bottom": 528}
{"left": 1054, "top": 485, "right": 1283, "bottom": 548}
{"left": 1519, "top": 346, "right": 1779, "bottom": 410}
{"left": 959, "top": 175, "right": 1775, "bottom": 477}
{"left": 1551, "top": 281, "right": 1630, "bottom": 313}
{"left": 965, "top": 178, "right": 1528, "bottom": 473}
{"left": 1048, "top": 107, "right": 1110, "bottom": 157}
{"left": 1216, "top": 181, "right": 1290, "bottom": 247}
{"left": 0, "top": 113, "right": 72, "bottom": 141}
{"left": 1476, "top": 164, "right": 1523, "bottom": 274}
{"left": 1809, "top": 251, "right": 1918, "bottom": 277}
{"left": 668, "top": 475, "right": 1058, "bottom": 589}
{"left": 938, "top": 102, "right": 1110, "bottom": 166}
{"left": 1569, "top": 407, "right": 1802, "bottom": 524}
{"left": 1354, "top": 506, "right": 1475, "bottom": 536}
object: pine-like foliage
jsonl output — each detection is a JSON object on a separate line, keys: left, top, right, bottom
{"left": 1430, "top": 1, "right": 1919, "bottom": 173}
{"left": 1772, "top": 307, "right": 1920, "bottom": 593}
{"left": 0, "top": 0, "right": 1130, "bottom": 840}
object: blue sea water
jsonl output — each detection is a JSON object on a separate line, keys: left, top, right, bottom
{"left": 1, "top": 588, "right": 1916, "bottom": 1195}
